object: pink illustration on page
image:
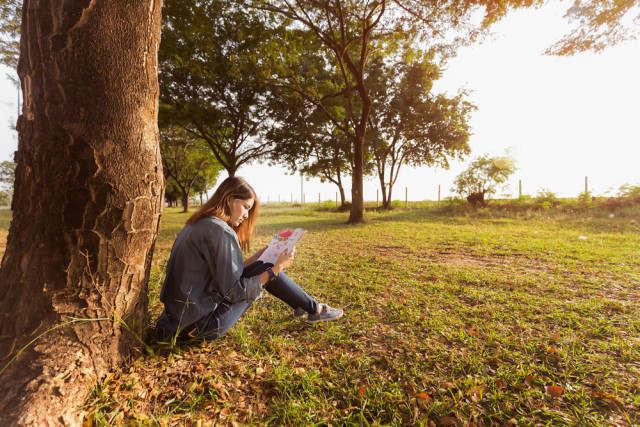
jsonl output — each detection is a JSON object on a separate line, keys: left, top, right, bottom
{"left": 258, "top": 228, "right": 306, "bottom": 265}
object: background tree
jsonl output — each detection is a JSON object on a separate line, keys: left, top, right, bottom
{"left": 0, "top": 1, "right": 164, "bottom": 423}
{"left": 164, "top": 178, "right": 182, "bottom": 208}
{"left": 0, "top": 0, "right": 20, "bottom": 69}
{"left": 545, "top": 0, "right": 640, "bottom": 55}
{"left": 267, "top": 91, "right": 356, "bottom": 206}
{"left": 193, "top": 166, "right": 219, "bottom": 205}
{"left": 160, "top": 126, "right": 221, "bottom": 212}
{"left": 252, "top": 0, "right": 547, "bottom": 223}
{"left": 367, "top": 53, "right": 474, "bottom": 208}
{"left": 159, "top": 0, "right": 279, "bottom": 177}
{"left": 253, "top": 1, "right": 386, "bottom": 222}
{"left": 0, "top": 160, "right": 15, "bottom": 205}
{"left": 452, "top": 153, "right": 517, "bottom": 205}
{"left": 0, "top": 160, "right": 14, "bottom": 187}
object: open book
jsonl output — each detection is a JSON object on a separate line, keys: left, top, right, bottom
{"left": 258, "top": 228, "right": 306, "bottom": 265}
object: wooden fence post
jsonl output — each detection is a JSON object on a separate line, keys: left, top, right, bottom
{"left": 519, "top": 180, "right": 522, "bottom": 197}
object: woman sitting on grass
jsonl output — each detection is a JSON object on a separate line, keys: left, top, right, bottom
{"left": 157, "top": 176, "right": 343, "bottom": 341}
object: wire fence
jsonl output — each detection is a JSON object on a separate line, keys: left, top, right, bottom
{"left": 257, "top": 177, "right": 604, "bottom": 207}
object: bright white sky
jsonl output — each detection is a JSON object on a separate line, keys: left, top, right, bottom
{"left": 0, "top": 2, "right": 638, "bottom": 202}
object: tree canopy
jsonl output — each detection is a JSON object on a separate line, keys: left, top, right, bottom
{"left": 0, "top": 160, "right": 15, "bottom": 189}
{"left": 452, "top": 153, "right": 518, "bottom": 205}
{"left": 249, "top": 0, "right": 538, "bottom": 222}
{"left": 266, "top": 90, "right": 357, "bottom": 206}
{"left": 160, "top": 126, "right": 221, "bottom": 212}
{"left": 159, "top": 0, "right": 279, "bottom": 177}
{"left": 367, "top": 52, "right": 474, "bottom": 207}
{"left": 545, "top": 0, "right": 640, "bottom": 55}
{"left": 0, "top": 0, "right": 20, "bottom": 69}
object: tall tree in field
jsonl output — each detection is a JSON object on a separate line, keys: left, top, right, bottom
{"left": 253, "top": 0, "right": 640, "bottom": 222}
{"left": 0, "top": 1, "right": 164, "bottom": 424}
{"left": 452, "top": 153, "right": 518, "bottom": 205}
{"left": 367, "top": 53, "right": 474, "bottom": 208}
{"left": 160, "top": 0, "right": 279, "bottom": 177}
{"left": 160, "top": 126, "right": 221, "bottom": 212}
{"left": 251, "top": 0, "right": 534, "bottom": 223}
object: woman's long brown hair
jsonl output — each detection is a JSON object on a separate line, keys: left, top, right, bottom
{"left": 187, "top": 176, "right": 259, "bottom": 251}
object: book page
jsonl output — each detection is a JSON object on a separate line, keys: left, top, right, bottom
{"left": 258, "top": 228, "right": 306, "bottom": 265}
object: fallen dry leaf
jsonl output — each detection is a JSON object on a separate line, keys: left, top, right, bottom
{"left": 439, "top": 415, "right": 459, "bottom": 425}
{"left": 524, "top": 376, "right": 534, "bottom": 388}
{"left": 417, "top": 392, "right": 431, "bottom": 403}
{"left": 546, "top": 385, "right": 563, "bottom": 397}
{"left": 357, "top": 385, "right": 367, "bottom": 398}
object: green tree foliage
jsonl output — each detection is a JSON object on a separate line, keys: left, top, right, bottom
{"left": 0, "top": 0, "right": 20, "bottom": 69}
{"left": 159, "top": 0, "right": 279, "bottom": 177}
{"left": 0, "top": 160, "right": 15, "bottom": 189}
{"left": 545, "top": 0, "right": 640, "bottom": 55}
{"left": 250, "top": 0, "right": 543, "bottom": 222}
{"left": 0, "top": 189, "right": 9, "bottom": 205}
{"left": 160, "top": 127, "right": 221, "bottom": 212}
{"left": 367, "top": 52, "right": 474, "bottom": 208}
{"left": 164, "top": 178, "right": 182, "bottom": 208}
{"left": 252, "top": 0, "right": 388, "bottom": 222}
{"left": 267, "top": 91, "right": 356, "bottom": 206}
{"left": 453, "top": 153, "right": 517, "bottom": 205}
{"left": 192, "top": 166, "right": 219, "bottom": 204}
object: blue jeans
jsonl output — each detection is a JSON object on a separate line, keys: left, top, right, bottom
{"left": 159, "top": 261, "right": 319, "bottom": 341}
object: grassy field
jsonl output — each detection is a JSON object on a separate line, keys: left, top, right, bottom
{"left": 2, "top": 203, "right": 640, "bottom": 425}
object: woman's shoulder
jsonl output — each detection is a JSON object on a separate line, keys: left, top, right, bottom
{"left": 191, "top": 216, "right": 234, "bottom": 237}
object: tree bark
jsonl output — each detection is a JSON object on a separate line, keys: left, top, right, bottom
{"left": 348, "top": 133, "right": 364, "bottom": 222}
{"left": 0, "top": 0, "right": 164, "bottom": 425}
{"left": 378, "top": 173, "right": 388, "bottom": 209}
{"left": 182, "top": 191, "right": 190, "bottom": 213}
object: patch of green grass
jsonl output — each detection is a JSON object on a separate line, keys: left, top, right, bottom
{"left": 2, "top": 202, "right": 637, "bottom": 425}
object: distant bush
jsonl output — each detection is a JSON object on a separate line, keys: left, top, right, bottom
{"left": 577, "top": 190, "right": 593, "bottom": 204}
{"left": 618, "top": 184, "right": 640, "bottom": 201}
{"left": 534, "top": 188, "right": 558, "bottom": 209}
{"left": 598, "top": 197, "right": 627, "bottom": 211}
{"left": 597, "top": 184, "right": 640, "bottom": 212}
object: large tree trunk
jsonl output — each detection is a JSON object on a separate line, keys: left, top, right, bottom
{"left": 0, "top": 0, "right": 164, "bottom": 425}
{"left": 348, "top": 77, "right": 372, "bottom": 223}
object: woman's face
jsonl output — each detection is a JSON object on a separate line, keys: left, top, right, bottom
{"left": 229, "top": 198, "right": 254, "bottom": 227}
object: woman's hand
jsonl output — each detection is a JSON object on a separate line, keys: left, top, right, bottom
{"left": 244, "top": 246, "right": 268, "bottom": 266}
{"left": 273, "top": 248, "right": 295, "bottom": 273}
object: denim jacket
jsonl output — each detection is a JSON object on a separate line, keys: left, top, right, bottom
{"left": 159, "top": 216, "right": 262, "bottom": 333}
